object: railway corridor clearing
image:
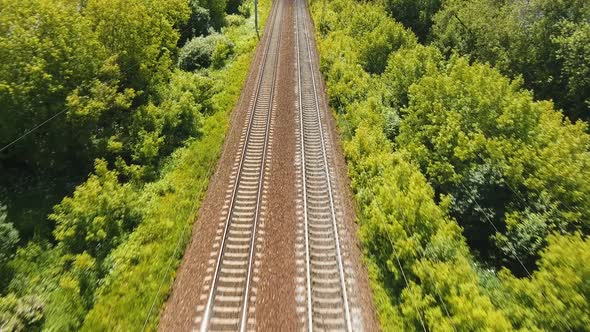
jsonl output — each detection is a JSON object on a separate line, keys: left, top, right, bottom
{"left": 159, "top": 0, "right": 378, "bottom": 330}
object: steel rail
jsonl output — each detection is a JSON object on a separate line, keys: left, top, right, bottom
{"left": 295, "top": 3, "right": 314, "bottom": 331}
{"left": 295, "top": 0, "right": 353, "bottom": 329}
{"left": 199, "top": 0, "right": 282, "bottom": 330}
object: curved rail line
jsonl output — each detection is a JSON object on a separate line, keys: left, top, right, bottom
{"left": 295, "top": 0, "right": 353, "bottom": 330}
{"left": 199, "top": 0, "right": 283, "bottom": 330}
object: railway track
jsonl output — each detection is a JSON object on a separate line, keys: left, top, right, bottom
{"left": 294, "top": 0, "right": 354, "bottom": 330}
{"left": 197, "top": 0, "right": 283, "bottom": 330}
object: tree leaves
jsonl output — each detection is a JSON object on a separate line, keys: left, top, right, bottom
{"left": 50, "top": 159, "right": 141, "bottom": 261}
{"left": 311, "top": 0, "right": 590, "bottom": 329}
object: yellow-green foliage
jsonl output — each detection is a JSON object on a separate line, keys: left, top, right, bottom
{"left": 1, "top": 0, "right": 270, "bottom": 331}
{"left": 84, "top": 0, "right": 190, "bottom": 91}
{"left": 498, "top": 233, "right": 590, "bottom": 330}
{"left": 50, "top": 160, "right": 142, "bottom": 261}
{"left": 340, "top": 98, "right": 511, "bottom": 331}
{"left": 81, "top": 1, "right": 270, "bottom": 330}
{"left": 310, "top": 0, "right": 590, "bottom": 330}
{"left": 396, "top": 57, "right": 590, "bottom": 266}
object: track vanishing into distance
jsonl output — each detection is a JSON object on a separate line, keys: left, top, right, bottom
{"left": 159, "top": 0, "right": 377, "bottom": 330}
{"left": 294, "top": 0, "right": 353, "bottom": 329}
{"left": 197, "top": 0, "right": 283, "bottom": 330}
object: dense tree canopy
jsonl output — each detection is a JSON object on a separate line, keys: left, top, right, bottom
{"left": 311, "top": 0, "right": 590, "bottom": 329}
{"left": 0, "top": 0, "right": 230, "bottom": 173}
{"left": 0, "top": 0, "right": 111, "bottom": 169}
{"left": 0, "top": 0, "right": 261, "bottom": 330}
{"left": 1, "top": 0, "right": 587, "bottom": 329}
{"left": 395, "top": 57, "right": 590, "bottom": 271}
{"left": 383, "top": 0, "right": 442, "bottom": 41}
{"left": 382, "top": 0, "right": 590, "bottom": 121}
{"left": 431, "top": 0, "right": 590, "bottom": 120}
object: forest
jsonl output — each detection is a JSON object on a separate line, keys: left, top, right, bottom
{"left": 0, "top": 0, "right": 269, "bottom": 330}
{"left": 310, "top": 0, "right": 589, "bottom": 330}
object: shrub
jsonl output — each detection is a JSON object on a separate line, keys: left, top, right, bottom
{"left": 212, "top": 36, "right": 235, "bottom": 68}
{"left": 178, "top": 36, "right": 216, "bottom": 70}
{"left": 50, "top": 160, "right": 141, "bottom": 261}
{"left": 383, "top": 109, "right": 401, "bottom": 141}
{"left": 178, "top": 34, "right": 233, "bottom": 71}
{"left": 225, "top": 14, "right": 246, "bottom": 27}
{"left": 128, "top": 70, "right": 214, "bottom": 167}
{"left": 0, "top": 294, "right": 44, "bottom": 332}
{"left": 0, "top": 206, "right": 19, "bottom": 269}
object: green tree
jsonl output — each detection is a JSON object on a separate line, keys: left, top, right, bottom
{"left": 552, "top": 21, "right": 590, "bottom": 119}
{"left": 200, "top": 0, "right": 228, "bottom": 30}
{"left": 383, "top": 0, "right": 442, "bottom": 41}
{"left": 179, "top": 0, "right": 212, "bottom": 44}
{"left": 380, "top": 45, "right": 443, "bottom": 110}
{"left": 311, "top": 0, "right": 590, "bottom": 330}
{"left": 358, "top": 19, "right": 416, "bottom": 74}
{"left": 395, "top": 58, "right": 590, "bottom": 271}
{"left": 342, "top": 102, "right": 511, "bottom": 330}
{"left": 50, "top": 159, "right": 141, "bottom": 260}
{"left": 84, "top": 0, "right": 190, "bottom": 94}
{"left": 127, "top": 70, "right": 214, "bottom": 169}
{"left": 431, "top": 0, "right": 590, "bottom": 120}
{"left": 499, "top": 233, "right": 590, "bottom": 330}
{"left": 0, "top": 294, "right": 44, "bottom": 332}
{"left": 0, "top": 205, "right": 19, "bottom": 288}
{"left": 0, "top": 206, "right": 18, "bottom": 267}
{"left": 0, "top": 0, "right": 109, "bottom": 169}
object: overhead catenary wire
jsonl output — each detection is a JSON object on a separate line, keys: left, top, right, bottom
{"left": 472, "top": 149, "right": 587, "bottom": 217}
{"left": 0, "top": 108, "right": 69, "bottom": 154}
{"left": 384, "top": 228, "right": 428, "bottom": 332}
{"left": 305, "top": 0, "right": 577, "bottom": 329}
{"left": 463, "top": 150, "right": 579, "bottom": 331}
{"left": 0, "top": 9, "right": 263, "bottom": 331}
{"left": 380, "top": 181, "right": 457, "bottom": 332}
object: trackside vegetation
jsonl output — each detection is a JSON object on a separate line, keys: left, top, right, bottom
{"left": 385, "top": 0, "right": 589, "bottom": 121}
{"left": 0, "top": 0, "right": 269, "bottom": 330}
{"left": 310, "top": 0, "right": 590, "bottom": 330}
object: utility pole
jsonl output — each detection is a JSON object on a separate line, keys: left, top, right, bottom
{"left": 255, "top": 0, "right": 259, "bottom": 38}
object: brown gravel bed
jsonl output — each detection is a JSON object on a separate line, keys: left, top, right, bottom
{"left": 255, "top": 0, "right": 300, "bottom": 329}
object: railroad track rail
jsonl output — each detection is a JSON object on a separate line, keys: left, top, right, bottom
{"left": 294, "top": 0, "right": 354, "bottom": 330}
{"left": 197, "top": 0, "right": 283, "bottom": 330}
